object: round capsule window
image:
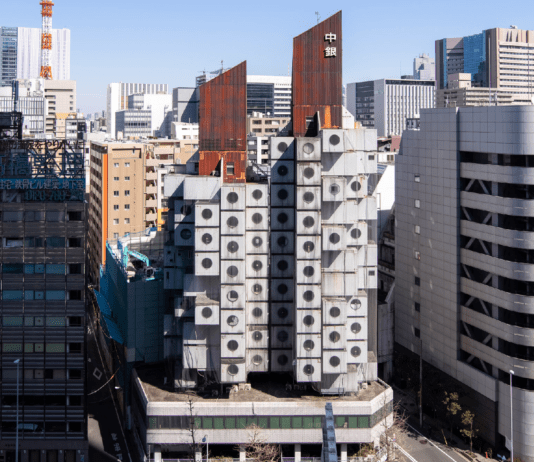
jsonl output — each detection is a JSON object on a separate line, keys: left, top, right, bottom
{"left": 252, "top": 355, "right": 263, "bottom": 366}
{"left": 351, "top": 181, "right": 362, "bottom": 192}
{"left": 303, "top": 241, "right": 315, "bottom": 253}
{"left": 329, "top": 331, "right": 341, "bottom": 343}
{"left": 277, "top": 284, "right": 288, "bottom": 295}
{"left": 351, "top": 346, "right": 362, "bottom": 358}
{"left": 277, "top": 330, "right": 289, "bottom": 342}
{"left": 277, "top": 165, "right": 288, "bottom": 177}
{"left": 303, "top": 315, "right": 315, "bottom": 326}
{"left": 329, "top": 134, "right": 341, "bottom": 146}
{"left": 303, "top": 143, "right": 315, "bottom": 154}
{"left": 252, "top": 236, "right": 263, "bottom": 248}
{"left": 252, "top": 331, "right": 263, "bottom": 342}
{"left": 227, "top": 364, "right": 239, "bottom": 375}
{"left": 252, "top": 213, "right": 263, "bottom": 224}
{"left": 303, "top": 364, "right": 314, "bottom": 376}
{"left": 277, "top": 307, "right": 288, "bottom": 319}
{"left": 303, "top": 192, "right": 315, "bottom": 203}
{"left": 329, "top": 184, "right": 340, "bottom": 195}
{"left": 277, "top": 212, "right": 288, "bottom": 224}
{"left": 227, "top": 192, "right": 239, "bottom": 204}
{"left": 350, "top": 299, "right": 362, "bottom": 311}
{"left": 201, "top": 258, "right": 212, "bottom": 269}
{"left": 227, "top": 290, "right": 239, "bottom": 302}
{"left": 252, "top": 284, "right": 263, "bottom": 295}
{"left": 329, "top": 356, "right": 341, "bottom": 367}
{"left": 277, "top": 260, "right": 289, "bottom": 271}
{"left": 278, "top": 354, "right": 288, "bottom": 365}
{"left": 303, "top": 340, "right": 315, "bottom": 351}
{"left": 303, "top": 266, "right": 315, "bottom": 278}
{"left": 227, "top": 315, "right": 239, "bottom": 327}
{"left": 351, "top": 228, "right": 362, "bottom": 239}
{"left": 227, "top": 241, "right": 239, "bottom": 253}
{"left": 201, "top": 208, "right": 213, "bottom": 220}
{"left": 226, "top": 216, "right": 239, "bottom": 228}
{"left": 277, "top": 236, "right": 288, "bottom": 247}
{"left": 252, "top": 307, "right": 263, "bottom": 318}
{"left": 329, "top": 307, "right": 341, "bottom": 318}
{"left": 202, "top": 233, "right": 213, "bottom": 245}
{"left": 226, "top": 265, "right": 239, "bottom": 278}
{"left": 303, "top": 216, "right": 315, "bottom": 228}
{"left": 277, "top": 188, "right": 289, "bottom": 200}
{"left": 252, "top": 260, "right": 263, "bottom": 272}
{"left": 277, "top": 142, "right": 288, "bottom": 153}
{"left": 303, "top": 290, "right": 315, "bottom": 302}
{"left": 351, "top": 322, "right": 362, "bottom": 334}
{"left": 227, "top": 340, "right": 239, "bottom": 351}
{"left": 180, "top": 229, "right": 192, "bottom": 240}
{"left": 329, "top": 233, "right": 340, "bottom": 244}
{"left": 303, "top": 167, "right": 315, "bottom": 179}
{"left": 181, "top": 205, "right": 192, "bottom": 216}
{"left": 201, "top": 307, "right": 213, "bottom": 319}
{"left": 252, "top": 189, "right": 263, "bottom": 200}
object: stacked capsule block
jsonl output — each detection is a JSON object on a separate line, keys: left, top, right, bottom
{"left": 269, "top": 137, "right": 296, "bottom": 371}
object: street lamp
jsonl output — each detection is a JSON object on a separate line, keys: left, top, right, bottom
{"left": 14, "top": 359, "right": 20, "bottom": 462}
{"left": 510, "top": 370, "right": 514, "bottom": 462}
{"left": 202, "top": 435, "right": 208, "bottom": 462}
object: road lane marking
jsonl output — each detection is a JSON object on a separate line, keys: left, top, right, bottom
{"left": 406, "top": 423, "right": 460, "bottom": 462}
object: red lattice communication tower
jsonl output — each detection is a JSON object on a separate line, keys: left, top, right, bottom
{"left": 40, "top": 0, "right": 54, "bottom": 80}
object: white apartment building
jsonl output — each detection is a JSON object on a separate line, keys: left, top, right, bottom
{"left": 413, "top": 53, "right": 435, "bottom": 81}
{"left": 247, "top": 75, "right": 292, "bottom": 117}
{"left": 128, "top": 93, "right": 172, "bottom": 137}
{"left": 170, "top": 122, "right": 198, "bottom": 141}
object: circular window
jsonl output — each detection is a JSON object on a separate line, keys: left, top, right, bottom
{"left": 202, "top": 258, "right": 212, "bottom": 269}
{"left": 277, "top": 330, "right": 289, "bottom": 342}
{"left": 277, "top": 260, "right": 289, "bottom": 271}
{"left": 226, "top": 265, "right": 239, "bottom": 278}
{"left": 303, "top": 364, "right": 314, "bottom": 376}
{"left": 201, "top": 209, "right": 213, "bottom": 220}
{"left": 227, "top": 315, "right": 239, "bottom": 326}
{"left": 303, "top": 266, "right": 315, "bottom": 277}
{"left": 277, "top": 189, "right": 288, "bottom": 200}
{"left": 329, "top": 331, "right": 341, "bottom": 343}
{"left": 181, "top": 205, "right": 192, "bottom": 216}
{"left": 252, "top": 331, "right": 263, "bottom": 341}
{"left": 277, "top": 307, "right": 288, "bottom": 319}
{"left": 329, "top": 134, "right": 341, "bottom": 146}
{"left": 351, "top": 322, "right": 362, "bottom": 334}
{"left": 252, "top": 236, "right": 263, "bottom": 248}
{"left": 227, "top": 192, "right": 238, "bottom": 204}
{"left": 303, "top": 290, "right": 315, "bottom": 302}
{"left": 180, "top": 229, "right": 192, "bottom": 240}
{"left": 277, "top": 165, "right": 288, "bottom": 177}
{"left": 227, "top": 340, "right": 238, "bottom": 351}
{"left": 303, "top": 241, "right": 315, "bottom": 253}
{"left": 202, "top": 233, "right": 212, "bottom": 245}
{"left": 277, "top": 236, "right": 288, "bottom": 247}
{"left": 330, "top": 307, "right": 341, "bottom": 318}
{"left": 303, "top": 143, "right": 315, "bottom": 154}
{"left": 277, "top": 212, "right": 288, "bottom": 224}
{"left": 252, "top": 284, "right": 263, "bottom": 295}
{"left": 252, "top": 260, "right": 263, "bottom": 271}
{"left": 351, "top": 228, "right": 362, "bottom": 239}
{"left": 202, "top": 307, "right": 213, "bottom": 318}
{"left": 277, "top": 284, "right": 288, "bottom": 295}
{"left": 227, "top": 290, "right": 239, "bottom": 302}
{"left": 252, "top": 189, "right": 263, "bottom": 200}
{"left": 329, "top": 233, "right": 340, "bottom": 244}
{"left": 350, "top": 299, "right": 362, "bottom": 311}
{"left": 303, "top": 340, "right": 315, "bottom": 351}
{"left": 252, "top": 354, "right": 263, "bottom": 366}
{"left": 303, "top": 192, "right": 315, "bottom": 203}
{"left": 351, "top": 181, "right": 362, "bottom": 192}
{"left": 303, "top": 167, "right": 315, "bottom": 179}
{"left": 303, "top": 216, "right": 315, "bottom": 228}
{"left": 278, "top": 142, "right": 288, "bottom": 153}
{"left": 228, "top": 364, "right": 239, "bottom": 375}
{"left": 227, "top": 216, "right": 239, "bottom": 228}
{"left": 351, "top": 346, "right": 362, "bottom": 358}
{"left": 252, "top": 213, "right": 263, "bottom": 224}
{"left": 329, "top": 356, "right": 341, "bottom": 367}
{"left": 303, "top": 315, "right": 315, "bottom": 326}
{"left": 278, "top": 354, "right": 289, "bottom": 366}
{"left": 227, "top": 241, "right": 239, "bottom": 253}
{"left": 329, "top": 184, "right": 340, "bottom": 195}
{"left": 252, "top": 307, "right": 263, "bottom": 318}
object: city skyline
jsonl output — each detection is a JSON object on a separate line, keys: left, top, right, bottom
{"left": 2, "top": 0, "right": 532, "bottom": 115}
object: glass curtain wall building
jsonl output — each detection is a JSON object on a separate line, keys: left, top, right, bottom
{"left": 463, "top": 31, "right": 487, "bottom": 86}
{"left": 1, "top": 28, "right": 17, "bottom": 87}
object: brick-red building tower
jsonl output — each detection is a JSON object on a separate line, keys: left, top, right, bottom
{"left": 292, "top": 11, "right": 342, "bottom": 137}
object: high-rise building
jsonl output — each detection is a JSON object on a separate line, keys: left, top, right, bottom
{"left": 106, "top": 82, "right": 169, "bottom": 138}
{"left": 346, "top": 78, "right": 435, "bottom": 137}
{"left": 0, "top": 138, "right": 88, "bottom": 461}
{"left": 396, "top": 106, "right": 534, "bottom": 461}
{"left": 172, "top": 87, "right": 199, "bottom": 124}
{"left": 413, "top": 53, "right": 435, "bottom": 80}
{"left": 247, "top": 75, "right": 292, "bottom": 117}
{"left": 127, "top": 93, "right": 172, "bottom": 137}
{"left": 44, "top": 79, "right": 76, "bottom": 135}
{"left": 0, "top": 27, "right": 70, "bottom": 86}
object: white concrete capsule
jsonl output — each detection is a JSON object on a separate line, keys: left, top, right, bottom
{"left": 271, "top": 160, "right": 295, "bottom": 183}
{"left": 345, "top": 151, "right": 377, "bottom": 175}
{"left": 321, "top": 152, "right": 345, "bottom": 176}
{"left": 323, "top": 299, "right": 347, "bottom": 325}
{"left": 322, "top": 350, "right": 347, "bottom": 374}
{"left": 220, "top": 211, "right": 246, "bottom": 235}
{"left": 270, "top": 279, "right": 294, "bottom": 302}
{"left": 220, "top": 285, "right": 246, "bottom": 309}
{"left": 195, "top": 227, "right": 220, "bottom": 252}
{"left": 295, "top": 333, "right": 322, "bottom": 358}
{"left": 195, "top": 203, "right": 220, "bottom": 227}
{"left": 175, "top": 224, "right": 195, "bottom": 246}
{"left": 220, "top": 310, "right": 246, "bottom": 334}
{"left": 344, "top": 129, "right": 365, "bottom": 152}
{"left": 346, "top": 317, "right": 368, "bottom": 341}
{"left": 221, "top": 334, "right": 246, "bottom": 358}
{"left": 220, "top": 236, "right": 246, "bottom": 260}
{"left": 245, "top": 231, "right": 269, "bottom": 254}
{"left": 183, "top": 345, "right": 207, "bottom": 370}
{"left": 321, "top": 129, "right": 345, "bottom": 153}
{"left": 356, "top": 197, "right": 377, "bottom": 221}
{"left": 322, "top": 177, "right": 346, "bottom": 202}
{"left": 344, "top": 273, "right": 358, "bottom": 297}
{"left": 271, "top": 255, "right": 295, "bottom": 279}
{"left": 347, "top": 296, "right": 368, "bottom": 317}
{"left": 295, "top": 358, "right": 322, "bottom": 382}
{"left": 220, "top": 260, "right": 246, "bottom": 284}
{"left": 344, "top": 250, "right": 357, "bottom": 273}
{"left": 296, "top": 137, "right": 321, "bottom": 162}
{"left": 246, "top": 254, "right": 269, "bottom": 279}
{"left": 321, "top": 272, "right": 345, "bottom": 296}
{"left": 270, "top": 184, "right": 295, "bottom": 207}
{"left": 347, "top": 222, "right": 368, "bottom": 247}
{"left": 164, "top": 174, "right": 186, "bottom": 198}
{"left": 246, "top": 183, "right": 269, "bottom": 207}
{"left": 195, "top": 302, "right": 220, "bottom": 326}
{"left": 295, "top": 310, "right": 321, "bottom": 334}
{"left": 295, "top": 284, "right": 321, "bottom": 309}
{"left": 271, "top": 208, "right": 295, "bottom": 231}
{"left": 296, "top": 260, "right": 321, "bottom": 285}
{"left": 194, "top": 252, "right": 220, "bottom": 277}
{"left": 271, "top": 326, "right": 293, "bottom": 349}
{"left": 246, "top": 302, "right": 269, "bottom": 325}
{"left": 296, "top": 186, "right": 321, "bottom": 210}
{"left": 174, "top": 200, "right": 195, "bottom": 223}
{"left": 221, "top": 185, "right": 246, "bottom": 210}
{"left": 271, "top": 232, "right": 295, "bottom": 254}
{"left": 346, "top": 175, "right": 367, "bottom": 199}
{"left": 296, "top": 235, "right": 322, "bottom": 260}
{"left": 270, "top": 137, "right": 295, "bottom": 160}
{"left": 246, "top": 278, "right": 269, "bottom": 302}
{"left": 364, "top": 128, "right": 378, "bottom": 151}
{"left": 322, "top": 249, "right": 345, "bottom": 272}
{"left": 183, "top": 322, "right": 208, "bottom": 345}
{"left": 322, "top": 325, "right": 346, "bottom": 350}
{"left": 271, "top": 350, "right": 292, "bottom": 372}
{"left": 271, "top": 303, "right": 293, "bottom": 325}
{"left": 247, "top": 349, "right": 269, "bottom": 372}
{"left": 246, "top": 207, "right": 269, "bottom": 231}
{"left": 220, "top": 363, "right": 246, "bottom": 383}
{"left": 296, "top": 211, "right": 321, "bottom": 235}
{"left": 247, "top": 326, "right": 269, "bottom": 349}
{"left": 322, "top": 226, "right": 346, "bottom": 252}
{"left": 321, "top": 202, "right": 346, "bottom": 225}
{"left": 346, "top": 340, "right": 368, "bottom": 364}
{"left": 184, "top": 176, "right": 221, "bottom": 201}
{"left": 296, "top": 162, "right": 321, "bottom": 186}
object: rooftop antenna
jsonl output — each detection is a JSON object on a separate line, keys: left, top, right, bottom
{"left": 221, "top": 60, "right": 224, "bottom": 73}
{"left": 315, "top": 11, "right": 320, "bottom": 24}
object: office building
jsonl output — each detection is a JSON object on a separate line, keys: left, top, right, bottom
{"left": 346, "top": 78, "right": 435, "bottom": 137}
{"left": 115, "top": 109, "right": 151, "bottom": 139}
{"left": 413, "top": 53, "right": 435, "bottom": 81}
{"left": 196, "top": 68, "right": 230, "bottom": 87}
{"left": 106, "top": 82, "right": 168, "bottom": 138}
{"left": 396, "top": 106, "right": 534, "bottom": 461}
{"left": 172, "top": 87, "right": 199, "bottom": 124}
{"left": 247, "top": 114, "right": 290, "bottom": 136}
{"left": 128, "top": 93, "right": 172, "bottom": 137}
{"left": 170, "top": 122, "right": 198, "bottom": 141}
{"left": 44, "top": 80, "right": 76, "bottom": 135}
{"left": 0, "top": 138, "right": 88, "bottom": 461}
{"left": 247, "top": 75, "right": 292, "bottom": 117}
{"left": 0, "top": 27, "right": 70, "bottom": 86}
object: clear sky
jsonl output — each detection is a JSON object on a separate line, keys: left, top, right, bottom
{"left": 3, "top": 0, "right": 533, "bottom": 115}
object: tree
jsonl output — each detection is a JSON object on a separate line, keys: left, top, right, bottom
{"left": 241, "top": 424, "right": 280, "bottom": 462}
{"left": 379, "top": 394, "right": 408, "bottom": 461}
{"left": 443, "top": 391, "right": 462, "bottom": 442}
{"left": 187, "top": 399, "right": 201, "bottom": 461}
{"left": 460, "top": 410, "right": 478, "bottom": 455}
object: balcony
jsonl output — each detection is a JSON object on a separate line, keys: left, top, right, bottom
{"left": 145, "top": 213, "right": 157, "bottom": 221}
{"left": 145, "top": 200, "right": 158, "bottom": 208}
{"left": 146, "top": 186, "right": 158, "bottom": 194}
{"left": 146, "top": 172, "right": 158, "bottom": 180}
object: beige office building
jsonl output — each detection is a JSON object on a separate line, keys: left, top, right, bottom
{"left": 247, "top": 115, "right": 290, "bottom": 136}
{"left": 44, "top": 80, "right": 76, "bottom": 134}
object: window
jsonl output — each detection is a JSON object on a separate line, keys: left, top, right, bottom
{"left": 114, "top": 205, "right": 119, "bottom": 211}
{"left": 68, "top": 316, "right": 83, "bottom": 327}
{"left": 4, "top": 238, "right": 23, "bottom": 248}
{"left": 68, "top": 264, "right": 82, "bottom": 274}
{"left": 415, "top": 175, "right": 420, "bottom": 183}
{"left": 415, "top": 328, "right": 421, "bottom": 338}
{"left": 125, "top": 204, "right": 130, "bottom": 210}
{"left": 68, "top": 343, "right": 82, "bottom": 353}
{"left": 125, "top": 218, "right": 130, "bottom": 224}
{"left": 67, "top": 211, "right": 82, "bottom": 221}
{"left": 113, "top": 177, "right": 119, "bottom": 181}
{"left": 113, "top": 233, "right": 119, "bottom": 238}
{"left": 414, "top": 251, "right": 421, "bottom": 260}
{"left": 67, "top": 238, "right": 82, "bottom": 247}
{"left": 415, "top": 302, "right": 420, "bottom": 312}
{"left": 113, "top": 191, "right": 119, "bottom": 196}
{"left": 125, "top": 176, "right": 130, "bottom": 181}
{"left": 47, "top": 237, "right": 65, "bottom": 247}
{"left": 415, "top": 276, "right": 420, "bottom": 286}
{"left": 3, "top": 211, "right": 23, "bottom": 221}
{"left": 113, "top": 219, "right": 119, "bottom": 225}
{"left": 114, "top": 163, "right": 119, "bottom": 168}
{"left": 68, "top": 290, "right": 82, "bottom": 300}
{"left": 226, "top": 162, "right": 235, "bottom": 175}
{"left": 125, "top": 162, "right": 130, "bottom": 167}
{"left": 414, "top": 225, "right": 420, "bottom": 234}
{"left": 415, "top": 199, "right": 420, "bottom": 208}
{"left": 125, "top": 190, "right": 130, "bottom": 196}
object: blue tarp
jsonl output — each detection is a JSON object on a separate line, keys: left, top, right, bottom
{"left": 94, "top": 289, "right": 124, "bottom": 344}
{"left": 94, "top": 290, "right": 112, "bottom": 317}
